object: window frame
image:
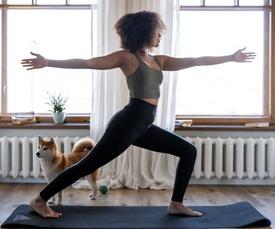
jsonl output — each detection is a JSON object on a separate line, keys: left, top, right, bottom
{"left": 176, "top": 1, "right": 273, "bottom": 125}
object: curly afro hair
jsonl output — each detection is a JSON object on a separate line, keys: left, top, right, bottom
{"left": 115, "top": 11, "right": 166, "bottom": 53}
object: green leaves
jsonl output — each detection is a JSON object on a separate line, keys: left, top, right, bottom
{"left": 46, "top": 92, "right": 68, "bottom": 113}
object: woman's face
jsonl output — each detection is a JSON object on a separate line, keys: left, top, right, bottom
{"left": 150, "top": 29, "right": 161, "bottom": 48}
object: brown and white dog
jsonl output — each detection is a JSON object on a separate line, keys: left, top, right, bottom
{"left": 37, "top": 136, "right": 98, "bottom": 205}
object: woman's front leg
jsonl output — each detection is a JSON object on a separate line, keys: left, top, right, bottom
{"left": 132, "top": 124, "right": 202, "bottom": 216}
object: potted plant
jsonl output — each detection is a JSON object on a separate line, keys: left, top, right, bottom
{"left": 46, "top": 92, "right": 68, "bottom": 124}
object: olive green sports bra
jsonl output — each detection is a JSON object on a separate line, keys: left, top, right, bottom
{"left": 126, "top": 55, "right": 163, "bottom": 100}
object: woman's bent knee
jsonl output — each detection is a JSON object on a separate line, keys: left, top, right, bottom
{"left": 179, "top": 142, "right": 197, "bottom": 160}
{"left": 189, "top": 144, "right": 197, "bottom": 160}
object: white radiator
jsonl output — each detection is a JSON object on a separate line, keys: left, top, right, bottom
{"left": 0, "top": 137, "right": 275, "bottom": 183}
{"left": 187, "top": 137, "right": 275, "bottom": 180}
{"left": 0, "top": 136, "right": 83, "bottom": 180}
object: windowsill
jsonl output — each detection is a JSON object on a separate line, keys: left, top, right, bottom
{"left": 174, "top": 125, "right": 275, "bottom": 131}
{"left": 1, "top": 122, "right": 275, "bottom": 131}
{"left": 0, "top": 122, "right": 89, "bottom": 129}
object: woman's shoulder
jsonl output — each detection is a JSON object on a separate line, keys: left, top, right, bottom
{"left": 109, "top": 50, "right": 138, "bottom": 76}
{"left": 112, "top": 49, "right": 134, "bottom": 57}
{"left": 114, "top": 50, "right": 138, "bottom": 64}
{"left": 120, "top": 50, "right": 137, "bottom": 60}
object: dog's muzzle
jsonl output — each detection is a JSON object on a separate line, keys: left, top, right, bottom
{"left": 36, "top": 152, "right": 40, "bottom": 158}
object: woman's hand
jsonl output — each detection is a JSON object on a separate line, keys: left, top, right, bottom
{"left": 21, "top": 52, "right": 47, "bottom": 70}
{"left": 232, "top": 47, "right": 256, "bottom": 62}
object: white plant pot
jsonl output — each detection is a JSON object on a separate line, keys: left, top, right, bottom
{"left": 52, "top": 112, "right": 65, "bottom": 124}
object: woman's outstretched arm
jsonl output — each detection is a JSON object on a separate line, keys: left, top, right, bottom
{"left": 156, "top": 47, "right": 256, "bottom": 71}
{"left": 21, "top": 51, "right": 126, "bottom": 70}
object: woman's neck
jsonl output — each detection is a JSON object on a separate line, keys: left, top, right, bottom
{"left": 137, "top": 49, "right": 152, "bottom": 58}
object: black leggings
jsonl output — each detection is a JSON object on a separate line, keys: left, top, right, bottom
{"left": 40, "top": 98, "right": 197, "bottom": 203}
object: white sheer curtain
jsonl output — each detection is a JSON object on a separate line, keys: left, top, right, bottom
{"left": 73, "top": 0, "right": 181, "bottom": 190}
{"left": 89, "top": 0, "right": 127, "bottom": 143}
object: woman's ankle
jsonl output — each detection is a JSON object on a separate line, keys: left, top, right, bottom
{"left": 34, "top": 194, "right": 46, "bottom": 203}
{"left": 170, "top": 200, "right": 183, "bottom": 206}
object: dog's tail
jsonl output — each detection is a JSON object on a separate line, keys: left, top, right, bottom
{"left": 72, "top": 137, "right": 95, "bottom": 153}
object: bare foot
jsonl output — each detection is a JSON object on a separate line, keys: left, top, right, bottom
{"left": 167, "top": 201, "right": 203, "bottom": 217}
{"left": 30, "top": 195, "right": 62, "bottom": 218}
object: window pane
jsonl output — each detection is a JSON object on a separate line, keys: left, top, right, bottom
{"left": 7, "top": 0, "right": 31, "bottom": 3}
{"left": 205, "top": 0, "right": 234, "bottom": 6}
{"left": 70, "top": 0, "right": 96, "bottom": 4}
{"left": 179, "top": 0, "right": 201, "bottom": 6}
{"left": 7, "top": 9, "right": 93, "bottom": 113}
{"left": 176, "top": 11, "right": 264, "bottom": 116}
{"left": 239, "top": 0, "right": 266, "bottom": 6}
{"left": 36, "top": 0, "right": 66, "bottom": 4}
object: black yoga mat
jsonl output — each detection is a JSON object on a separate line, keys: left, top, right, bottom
{"left": 1, "top": 202, "right": 271, "bottom": 229}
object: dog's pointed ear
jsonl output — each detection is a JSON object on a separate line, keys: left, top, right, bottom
{"left": 38, "top": 136, "right": 43, "bottom": 144}
{"left": 49, "top": 137, "right": 54, "bottom": 145}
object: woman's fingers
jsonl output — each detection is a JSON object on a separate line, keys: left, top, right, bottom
{"left": 232, "top": 48, "right": 256, "bottom": 62}
{"left": 245, "top": 52, "right": 256, "bottom": 56}
{"left": 21, "top": 52, "right": 45, "bottom": 70}
{"left": 22, "top": 64, "right": 33, "bottom": 67}
{"left": 21, "top": 62, "right": 34, "bottom": 66}
{"left": 244, "top": 52, "right": 256, "bottom": 60}
{"left": 21, "top": 58, "right": 35, "bottom": 62}
{"left": 21, "top": 59, "right": 36, "bottom": 69}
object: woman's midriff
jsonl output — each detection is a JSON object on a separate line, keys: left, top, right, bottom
{"left": 142, "top": 98, "right": 158, "bottom": 106}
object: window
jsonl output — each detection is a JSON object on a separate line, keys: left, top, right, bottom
{"left": 176, "top": 0, "right": 271, "bottom": 118}
{"left": 1, "top": 1, "right": 97, "bottom": 114}
{"left": 1, "top": 0, "right": 274, "bottom": 125}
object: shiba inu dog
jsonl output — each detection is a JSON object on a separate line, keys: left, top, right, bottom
{"left": 37, "top": 136, "right": 98, "bottom": 205}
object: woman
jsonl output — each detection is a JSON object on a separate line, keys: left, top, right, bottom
{"left": 21, "top": 11, "right": 255, "bottom": 218}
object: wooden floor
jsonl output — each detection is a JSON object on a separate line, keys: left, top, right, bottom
{"left": 0, "top": 183, "right": 274, "bottom": 228}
